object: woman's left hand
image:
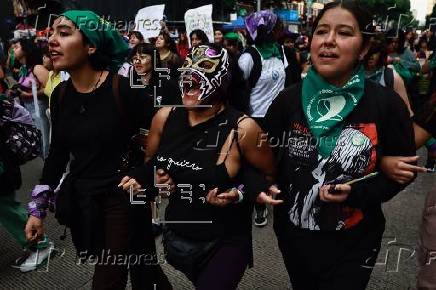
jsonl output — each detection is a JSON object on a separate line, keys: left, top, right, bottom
{"left": 319, "top": 184, "right": 351, "bottom": 203}
{"left": 118, "top": 176, "right": 143, "bottom": 195}
{"left": 206, "top": 188, "right": 238, "bottom": 207}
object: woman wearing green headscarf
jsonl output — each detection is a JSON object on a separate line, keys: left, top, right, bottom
{"left": 24, "top": 10, "right": 171, "bottom": 290}
{"left": 264, "top": 1, "right": 416, "bottom": 289}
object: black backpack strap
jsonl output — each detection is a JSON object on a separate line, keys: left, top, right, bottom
{"left": 384, "top": 67, "right": 394, "bottom": 89}
{"left": 111, "top": 73, "right": 132, "bottom": 129}
{"left": 222, "top": 111, "right": 248, "bottom": 163}
{"left": 244, "top": 46, "right": 262, "bottom": 90}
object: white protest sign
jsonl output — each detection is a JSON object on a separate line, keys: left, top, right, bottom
{"left": 184, "top": 4, "right": 214, "bottom": 47}
{"left": 134, "top": 4, "right": 165, "bottom": 39}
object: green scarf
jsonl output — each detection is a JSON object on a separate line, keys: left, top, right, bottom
{"left": 256, "top": 42, "right": 282, "bottom": 60}
{"left": 61, "top": 10, "right": 128, "bottom": 71}
{"left": 393, "top": 62, "right": 413, "bottom": 85}
{"left": 9, "top": 49, "right": 15, "bottom": 69}
{"left": 302, "top": 66, "right": 365, "bottom": 158}
{"left": 18, "top": 65, "right": 28, "bottom": 78}
{"left": 224, "top": 32, "right": 240, "bottom": 41}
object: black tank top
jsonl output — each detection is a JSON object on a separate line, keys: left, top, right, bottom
{"left": 156, "top": 106, "right": 253, "bottom": 240}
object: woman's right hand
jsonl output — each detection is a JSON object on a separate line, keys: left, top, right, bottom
{"left": 380, "top": 156, "right": 427, "bottom": 184}
{"left": 118, "top": 176, "right": 143, "bottom": 195}
{"left": 25, "top": 215, "right": 44, "bottom": 243}
{"left": 256, "top": 185, "right": 283, "bottom": 205}
{"left": 155, "top": 169, "right": 175, "bottom": 197}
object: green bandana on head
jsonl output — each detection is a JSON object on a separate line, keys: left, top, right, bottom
{"left": 302, "top": 66, "right": 365, "bottom": 158}
{"left": 61, "top": 10, "right": 128, "bottom": 71}
{"left": 224, "top": 32, "right": 240, "bottom": 41}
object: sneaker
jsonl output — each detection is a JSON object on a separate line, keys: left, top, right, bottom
{"left": 425, "top": 158, "right": 435, "bottom": 171}
{"left": 18, "top": 242, "right": 54, "bottom": 273}
{"left": 254, "top": 207, "right": 268, "bottom": 227}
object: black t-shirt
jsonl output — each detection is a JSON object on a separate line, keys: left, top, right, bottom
{"left": 265, "top": 80, "right": 415, "bottom": 232}
{"left": 41, "top": 73, "right": 154, "bottom": 189}
{"left": 154, "top": 107, "right": 253, "bottom": 240}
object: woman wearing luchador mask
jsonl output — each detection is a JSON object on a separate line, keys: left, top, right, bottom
{"left": 263, "top": 1, "right": 416, "bottom": 289}
{"left": 120, "top": 44, "right": 282, "bottom": 289}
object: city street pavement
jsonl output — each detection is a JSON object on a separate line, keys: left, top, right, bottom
{"left": 0, "top": 148, "right": 434, "bottom": 290}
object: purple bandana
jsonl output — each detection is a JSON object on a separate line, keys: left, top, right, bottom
{"left": 245, "top": 10, "right": 278, "bottom": 41}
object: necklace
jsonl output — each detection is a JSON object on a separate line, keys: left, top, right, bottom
{"left": 79, "top": 71, "right": 104, "bottom": 114}
{"left": 92, "top": 70, "right": 104, "bottom": 91}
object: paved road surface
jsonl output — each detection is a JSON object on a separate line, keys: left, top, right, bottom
{"left": 1, "top": 149, "right": 434, "bottom": 289}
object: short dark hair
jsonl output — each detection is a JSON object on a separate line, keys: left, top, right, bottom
{"left": 130, "top": 43, "right": 161, "bottom": 87}
{"left": 364, "top": 39, "right": 387, "bottom": 69}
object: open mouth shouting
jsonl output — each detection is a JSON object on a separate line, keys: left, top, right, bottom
{"left": 318, "top": 51, "right": 339, "bottom": 61}
{"left": 181, "top": 71, "right": 204, "bottom": 101}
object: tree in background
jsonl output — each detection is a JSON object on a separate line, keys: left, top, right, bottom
{"left": 426, "top": 4, "right": 436, "bottom": 28}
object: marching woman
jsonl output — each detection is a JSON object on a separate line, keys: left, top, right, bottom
{"left": 264, "top": 1, "right": 416, "bottom": 289}
{"left": 24, "top": 10, "right": 171, "bottom": 290}
{"left": 120, "top": 43, "right": 281, "bottom": 290}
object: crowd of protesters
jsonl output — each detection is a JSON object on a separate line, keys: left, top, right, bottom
{"left": 0, "top": 0, "right": 435, "bottom": 289}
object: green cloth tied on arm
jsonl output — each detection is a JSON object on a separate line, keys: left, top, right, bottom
{"left": 61, "top": 10, "right": 128, "bottom": 72}
{"left": 302, "top": 66, "right": 365, "bottom": 158}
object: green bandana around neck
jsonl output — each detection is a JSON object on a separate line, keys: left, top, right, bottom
{"left": 61, "top": 10, "right": 128, "bottom": 71}
{"left": 302, "top": 65, "right": 365, "bottom": 158}
{"left": 256, "top": 42, "right": 282, "bottom": 60}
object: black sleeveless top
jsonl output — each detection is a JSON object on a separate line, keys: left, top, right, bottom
{"left": 156, "top": 106, "right": 253, "bottom": 240}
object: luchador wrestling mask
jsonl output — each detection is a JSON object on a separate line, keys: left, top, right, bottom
{"left": 179, "top": 44, "right": 230, "bottom": 102}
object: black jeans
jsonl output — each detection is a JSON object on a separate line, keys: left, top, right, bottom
{"left": 71, "top": 189, "right": 172, "bottom": 290}
{"left": 195, "top": 236, "right": 252, "bottom": 290}
{"left": 275, "top": 219, "right": 384, "bottom": 290}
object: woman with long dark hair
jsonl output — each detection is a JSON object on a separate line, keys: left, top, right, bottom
{"left": 155, "top": 30, "right": 182, "bottom": 78}
{"left": 130, "top": 42, "right": 180, "bottom": 106}
{"left": 24, "top": 10, "right": 171, "bottom": 290}
{"left": 189, "top": 29, "right": 210, "bottom": 48}
{"left": 264, "top": 1, "right": 415, "bottom": 289}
